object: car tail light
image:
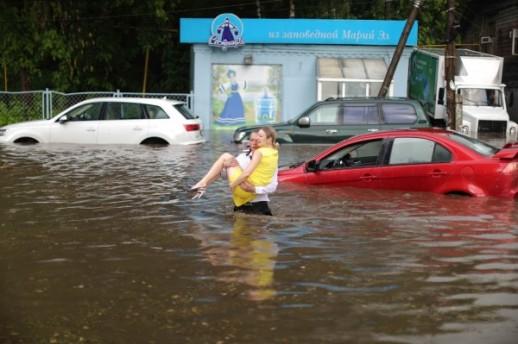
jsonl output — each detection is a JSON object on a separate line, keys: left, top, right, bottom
{"left": 184, "top": 124, "right": 200, "bottom": 132}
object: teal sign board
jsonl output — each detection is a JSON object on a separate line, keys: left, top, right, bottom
{"left": 181, "top": 16, "right": 418, "bottom": 46}
{"left": 408, "top": 51, "right": 438, "bottom": 115}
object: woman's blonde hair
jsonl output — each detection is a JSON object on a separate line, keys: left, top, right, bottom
{"left": 259, "top": 126, "right": 277, "bottom": 147}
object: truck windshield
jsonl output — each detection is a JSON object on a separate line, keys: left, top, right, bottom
{"left": 446, "top": 132, "right": 499, "bottom": 156}
{"left": 460, "top": 88, "right": 502, "bottom": 107}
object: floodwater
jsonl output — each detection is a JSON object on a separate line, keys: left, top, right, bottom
{"left": 1, "top": 131, "right": 518, "bottom": 344}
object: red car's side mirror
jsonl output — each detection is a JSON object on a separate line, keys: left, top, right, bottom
{"left": 306, "top": 160, "right": 319, "bottom": 172}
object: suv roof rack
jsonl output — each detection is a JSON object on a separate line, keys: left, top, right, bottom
{"left": 323, "top": 96, "right": 412, "bottom": 102}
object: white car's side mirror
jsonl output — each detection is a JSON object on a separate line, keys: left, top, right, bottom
{"left": 58, "top": 115, "right": 68, "bottom": 124}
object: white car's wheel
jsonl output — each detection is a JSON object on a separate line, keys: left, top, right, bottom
{"left": 14, "top": 137, "right": 39, "bottom": 144}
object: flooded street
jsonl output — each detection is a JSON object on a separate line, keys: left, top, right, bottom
{"left": 1, "top": 131, "right": 518, "bottom": 343}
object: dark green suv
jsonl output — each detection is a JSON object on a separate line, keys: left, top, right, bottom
{"left": 232, "top": 97, "right": 430, "bottom": 144}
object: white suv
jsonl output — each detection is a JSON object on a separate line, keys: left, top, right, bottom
{"left": 0, "top": 97, "right": 205, "bottom": 145}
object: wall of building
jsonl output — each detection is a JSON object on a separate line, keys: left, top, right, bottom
{"left": 461, "top": 0, "right": 518, "bottom": 121}
{"left": 191, "top": 44, "right": 413, "bottom": 130}
{"left": 462, "top": 0, "right": 517, "bottom": 54}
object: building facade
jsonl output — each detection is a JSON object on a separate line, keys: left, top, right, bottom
{"left": 180, "top": 15, "right": 418, "bottom": 130}
{"left": 462, "top": 0, "right": 518, "bottom": 121}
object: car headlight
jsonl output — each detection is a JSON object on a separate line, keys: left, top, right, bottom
{"left": 233, "top": 131, "right": 247, "bottom": 143}
{"left": 0, "top": 128, "right": 6, "bottom": 137}
{"left": 509, "top": 126, "right": 517, "bottom": 139}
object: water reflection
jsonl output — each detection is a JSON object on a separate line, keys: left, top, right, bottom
{"left": 191, "top": 215, "right": 278, "bottom": 301}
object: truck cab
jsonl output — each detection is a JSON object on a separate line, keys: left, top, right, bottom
{"left": 408, "top": 48, "right": 518, "bottom": 144}
{"left": 456, "top": 86, "right": 517, "bottom": 143}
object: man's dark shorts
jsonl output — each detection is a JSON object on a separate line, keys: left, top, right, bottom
{"left": 234, "top": 201, "right": 273, "bottom": 216}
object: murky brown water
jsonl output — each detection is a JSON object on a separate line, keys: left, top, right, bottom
{"left": 1, "top": 131, "right": 518, "bottom": 343}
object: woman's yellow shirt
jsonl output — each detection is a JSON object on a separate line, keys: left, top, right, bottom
{"left": 229, "top": 147, "right": 278, "bottom": 207}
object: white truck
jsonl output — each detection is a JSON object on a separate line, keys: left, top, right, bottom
{"left": 408, "top": 48, "right": 518, "bottom": 143}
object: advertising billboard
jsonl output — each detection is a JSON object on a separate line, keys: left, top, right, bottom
{"left": 211, "top": 64, "right": 282, "bottom": 129}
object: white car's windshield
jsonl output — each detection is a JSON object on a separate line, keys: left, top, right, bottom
{"left": 447, "top": 132, "right": 499, "bottom": 156}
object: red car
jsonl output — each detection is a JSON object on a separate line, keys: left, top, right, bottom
{"left": 279, "top": 129, "right": 518, "bottom": 199}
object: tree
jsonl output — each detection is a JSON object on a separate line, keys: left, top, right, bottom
{"left": 0, "top": 0, "right": 473, "bottom": 93}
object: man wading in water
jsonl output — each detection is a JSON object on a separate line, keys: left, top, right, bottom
{"left": 191, "top": 127, "right": 278, "bottom": 216}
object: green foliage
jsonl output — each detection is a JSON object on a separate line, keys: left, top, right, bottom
{"left": 267, "top": 0, "right": 468, "bottom": 46}
{"left": 418, "top": 0, "right": 449, "bottom": 45}
{"left": 0, "top": 0, "right": 472, "bottom": 94}
{"left": 0, "top": 99, "right": 42, "bottom": 126}
{"left": 0, "top": 0, "right": 186, "bottom": 92}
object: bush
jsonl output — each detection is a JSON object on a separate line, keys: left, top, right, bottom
{"left": 0, "top": 98, "right": 42, "bottom": 126}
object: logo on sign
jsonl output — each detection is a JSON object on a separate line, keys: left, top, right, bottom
{"left": 209, "top": 13, "right": 244, "bottom": 50}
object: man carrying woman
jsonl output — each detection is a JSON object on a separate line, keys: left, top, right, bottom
{"left": 234, "top": 130, "right": 278, "bottom": 215}
{"left": 191, "top": 127, "right": 278, "bottom": 216}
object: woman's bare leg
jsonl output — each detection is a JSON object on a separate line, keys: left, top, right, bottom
{"left": 192, "top": 153, "right": 235, "bottom": 189}
{"left": 225, "top": 166, "right": 243, "bottom": 186}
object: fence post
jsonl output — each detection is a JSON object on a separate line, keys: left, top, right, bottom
{"left": 44, "top": 88, "right": 50, "bottom": 119}
{"left": 41, "top": 90, "right": 46, "bottom": 119}
{"left": 189, "top": 90, "right": 194, "bottom": 110}
{"left": 49, "top": 90, "right": 53, "bottom": 118}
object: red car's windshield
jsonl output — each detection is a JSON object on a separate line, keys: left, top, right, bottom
{"left": 446, "top": 132, "right": 499, "bottom": 156}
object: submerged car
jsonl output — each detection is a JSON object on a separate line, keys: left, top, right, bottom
{"left": 279, "top": 128, "right": 518, "bottom": 199}
{"left": 0, "top": 97, "right": 204, "bottom": 145}
{"left": 233, "top": 97, "right": 430, "bottom": 144}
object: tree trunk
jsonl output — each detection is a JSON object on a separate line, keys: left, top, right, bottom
{"left": 256, "top": 0, "right": 261, "bottom": 18}
{"left": 20, "top": 70, "right": 30, "bottom": 91}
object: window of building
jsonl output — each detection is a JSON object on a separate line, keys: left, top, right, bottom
{"left": 317, "top": 58, "right": 393, "bottom": 100}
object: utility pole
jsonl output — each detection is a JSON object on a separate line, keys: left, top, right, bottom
{"left": 445, "top": 0, "right": 458, "bottom": 130}
{"left": 378, "top": 0, "right": 422, "bottom": 98}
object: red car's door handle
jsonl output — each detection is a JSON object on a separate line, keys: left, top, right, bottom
{"left": 360, "top": 174, "right": 377, "bottom": 181}
{"left": 430, "top": 170, "right": 448, "bottom": 177}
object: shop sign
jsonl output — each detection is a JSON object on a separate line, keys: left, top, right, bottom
{"left": 208, "top": 13, "right": 244, "bottom": 50}
{"left": 180, "top": 18, "right": 418, "bottom": 46}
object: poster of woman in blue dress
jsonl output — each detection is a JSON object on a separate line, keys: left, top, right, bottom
{"left": 212, "top": 64, "right": 282, "bottom": 129}
{"left": 216, "top": 69, "right": 246, "bottom": 125}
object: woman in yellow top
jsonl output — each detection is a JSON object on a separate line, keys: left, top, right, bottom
{"left": 191, "top": 127, "right": 278, "bottom": 208}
